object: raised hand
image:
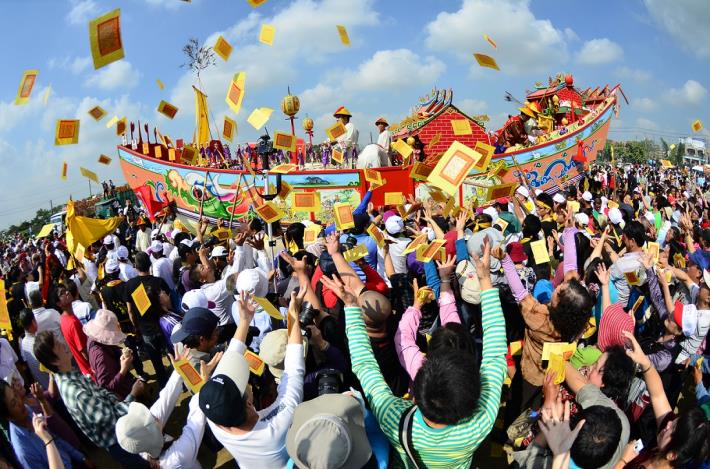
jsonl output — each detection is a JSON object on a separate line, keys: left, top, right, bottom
{"left": 200, "top": 351, "right": 224, "bottom": 382}
{"left": 238, "top": 291, "right": 257, "bottom": 323}
{"left": 246, "top": 232, "right": 265, "bottom": 251}
{"left": 595, "top": 263, "right": 610, "bottom": 286}
{"left": 320, "top": 275, "right": 358, "bottom": 306}
{"left": 280, "top": 251, "right": 307, "bottom": 274}
{"left": 436, "top": 254, "right": 457, "bottom": 279}
{"left": 471, "top": 235, "right": 491, "bottom": 280}
{"left": 412, "top": 277, "right": 434, "bottom": 310}
{"left": 455, "top": 211, "right": 469, "bottom": 233}
{"left": 325, "top": 232, "right": 341, "bottom": 256}
{"left": 539, "top": 398, "right": 585, "bottom": 456}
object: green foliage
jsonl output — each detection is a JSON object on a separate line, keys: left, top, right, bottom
{"left": 607, "top": 139, "right": 661, "bottom": 164}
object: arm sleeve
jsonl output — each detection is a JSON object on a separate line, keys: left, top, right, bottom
{"left": 501, "top": 255, "right": 529, "bottom": 302}
{"left": 562, "top": 227, "right": 578, "bottom": 275}
{"left": 646, "top": 267, "right": 669, "bottom": 320}
{"left": 159, "top": 394, "right": 206, "bottom": 468}
{"left": 91, "top": 350, "right": 130, "bottom": 396}
{"left": 345, "top": 305, "right": 408, "bottom": 442}
{"left": 149, "top": 371, "right": 183, "bottom": 426}
{"left": 438, "top": 290, "right": 461, "bottom": 326}
{"left": 353, "top": 191, "right": 372, "bottom": 215}
{"left": 394, "top": 305, "right": 424, "bottom": 380}
{"left": 462, "top": 289, "right": 507, "bottom": 443}
{"left": 423, "top": 260, "right": 441, "bottom": 299}
{"left": 695, "top": 382, "right": 710, "bottom": 405}
{"left": 647, "top": 348, "right": 673, "bottom": 373}
{"left": 276, "top": 344, "right": 305, "bottom": 410}
{"left": 455, "top": 239, "right": 468, "bottom": 263}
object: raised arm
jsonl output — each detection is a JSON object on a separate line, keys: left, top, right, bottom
{"left": 394, "top": 278, "right": 430, "bottom": 380}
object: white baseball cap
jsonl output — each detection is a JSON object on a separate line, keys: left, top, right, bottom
{"left": 384, "top": 216, "right": 404, "bottom": 235}
{"left": 150, "top": 240, "right": 163, "bottom": 253}
{"left": 117, "top": 245, "right": 129, "bottom": 260}
{"left": 516, "top": 186, "right": 530, "bottom": 198}
{"left": 105, "top": 257, "right": 120, "bottom": 274}
{"left": 574, "top": 212, "right": 590, "bottom": 226}
{"left": 103, "top": 235, "right": 113, "bottom": 245}
{"left": 582, "top": 191, "right": 593, "bottom": 202}
{"left": 181, "top": 289, "right": 216, "bottom": 312}
{"left": 608, "top": 207, "right": 623, "bottom": 225}
{"left": 553, "top": 193, "right": 566, "bottom": 204}
{"left": 209, "top": 246, "right": 228, "bottom": 259}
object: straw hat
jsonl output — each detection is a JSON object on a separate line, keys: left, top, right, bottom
{"left": 84, "top": 309, "right": 126, "bottom": 346}
{"left": 333, "top": 106, "right": 352, "bottom": 117}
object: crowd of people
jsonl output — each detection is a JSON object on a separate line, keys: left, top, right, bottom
{"left": 0, "top": 161, "right": 709, "bottom": 469}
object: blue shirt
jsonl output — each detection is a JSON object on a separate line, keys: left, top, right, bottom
{"left": 10, "top": 408, "right": 84, "bottom": 469}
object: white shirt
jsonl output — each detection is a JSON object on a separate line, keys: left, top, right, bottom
{"left": 386, "top": 235, "right": 411, "bottom": 274}
{"left": 32, "top": 307, "right": 63, "bottom": 341}
{"left": 20, "top": 333, "right": 49, "bottom": 389}
{"left": 208, "top": 339, "right": 304, "bottom": 469}
{"left": 377, "top": 129, "right": 391, "bottom": 150}
{"left": 72, "top": 300, "right": 93, "bottom": 326}
{"left": 337, "top": 122, "right": 359, "bottom": 157}
{"left": 136, "top": 229, "right": 151, "bottom": 253}
{"left": 119, "top": 262, "right": 139, "bottom": 282}
{"left": 151, "top": 256, "right": 175, "bottom": 290}
{"left": 0, "top": 338, "right": 23, "bottom": 387}
{"left": 82, "top": 258, "right": 98, "bottom": 283}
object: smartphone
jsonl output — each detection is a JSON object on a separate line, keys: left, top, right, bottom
{"left": 634, "top": 439, "right": 644, "bottom": 453}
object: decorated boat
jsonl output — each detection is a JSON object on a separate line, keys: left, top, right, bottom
{"left": 118, "top": 74, "right": 624, "bottom": 228}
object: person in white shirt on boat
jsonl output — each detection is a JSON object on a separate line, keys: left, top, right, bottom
{"left": 333, "top": 106, "right": 359, "bottom": 166}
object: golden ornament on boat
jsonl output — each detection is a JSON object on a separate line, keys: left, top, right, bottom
{"left": 281, "top": 90, "right": 300, "bottom": 117}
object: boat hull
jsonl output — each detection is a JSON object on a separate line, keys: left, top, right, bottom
{"left": 117, "top": 95, "right": 615, "bottom": 226}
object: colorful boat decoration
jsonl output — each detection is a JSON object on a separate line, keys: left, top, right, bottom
{"left": 118, "top": 75, "right": 623, "bottom": 228}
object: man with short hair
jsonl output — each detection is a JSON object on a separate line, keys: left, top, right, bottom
{"left": 171, "top": 303, "right": 221, "bottom": 372}
{"left": 66, "top": 279, "right": 93, "bottom": 326}
{"left": 57, "top": 284, "right": 93, "bottom": 378}
{"left": 608, "top": 220, "right": 647, "bottom": 306}
{"left": 19, "top": 308, "right": 49, "bottom": 388}
{"left": 32, "top": 330, "right": 148, "bottom": 467}
{"left": 28, "top": 289, "right": 63, "bottom": 342}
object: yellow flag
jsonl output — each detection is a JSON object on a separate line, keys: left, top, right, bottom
{"left": 194, "top": 86, "right": 211, "bottom": 146}
{"left": 0, "top": 280, "right": 13, "bottom": 334}
{"left": 64, "top": 200, "right": 122, "bottom": 255}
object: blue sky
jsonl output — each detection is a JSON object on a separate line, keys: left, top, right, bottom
{"left": 0, "top": 0, "right": 708, "bottom": 228}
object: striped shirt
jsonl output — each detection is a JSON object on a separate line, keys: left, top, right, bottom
{"left": 345, "top": 288, "right": 507, "bottom": 468}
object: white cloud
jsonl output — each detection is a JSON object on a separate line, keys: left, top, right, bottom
{"left": 663, "top": 79, "right": 708, "bottom": 105}
{"left": 343, "top": 49, "right": 445, "bottom": 91}
{"left": 458, "top": 98, "right": 488, "bottom": 116}
{"left": 632, "top": 97, "right": 657, "bottom": 112}
{"left": 636, "top": 117, "right": 659, "bottom": 130}
{"left": 66, "top": 0, "right": 99, "bottom": 25}
{"left": 48, "top": 56, "right": 91, "bottom": 75}
{"left": 575, "top": 38, "right": 623, "bottom": 65}
{"left": 144, "top": 0, "right": 193, "bottom": 8}
{"left": 85, "top": 61, "right": 141, "bottom": 91}
{"left": 424, "top": 0, "right": 571, "bottom": 74}
{"left": 615, "top": 66, "right": 651, "bottom": 82}
{"left": 644, "top": 0, "right": 710, "bottom": 58}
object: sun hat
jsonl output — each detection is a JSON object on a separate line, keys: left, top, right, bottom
{"left": 384, "top": 216, "right": 404, "bottom": 235}
{"left": 598, "top": 303, "right": 634, "bottom": 351}
{"left": 506, "top": 242, "right": 527, "bottom": 263}
{"left": 235, "top": 268, "right": 268, "bottom": 298}
{"left": 199, "top": 350, "right": 250, "bottom": 427}
{"left": 286, "top": 394, "right": 372, "bottom": 469}
{"left": 180, "top": 289, "right": 216, "bottom": 313}
{"left": 455, "top": 260, "right": 481, "bottom": 305}
{"left": 259, "top": 329, "right": 308, "bottom": 379}
{"left": 374, "top": 117, "right": 388, "bottom": 126}
{"left": 115, "top": 402, "right": 164, "bottom": 458}
{"left": 83, "top": 309, "right": 127, "bottom": 346}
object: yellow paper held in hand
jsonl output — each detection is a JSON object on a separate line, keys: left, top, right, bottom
{"left": 226, "top": 72, "right": 246, "bottom": 115}
{"left": 428, "top": 142, "right": 480, "bottom": 196}
{"left": 344, "top": 244, "right": 368, "bottom": 263}
{"left": 326, "top": 122, "right": 347, "bottom": 142}
{"left": 303, "top": 224, "right": 322, "bottom": 245}
{"left": 547, "top": 353, "right": 566, "bottom": 385}
{"left": 384, "top": 192, "right": 404, "bottom": 206}
{"left": 529, "top": 239, "right": 550, "bottom": 264}
{"left": 88, "top": 105, "right": 107, "bottom": 121}
{"left": 74, "top": 243, "right": 85, "bottom": 263}
{"left": 15, "top": 70, "right": 39, "bottom": 105}
{"left": 334, "top": 203, "right": 355, "bottom": 230}
{"left": 174, "top": 359, "right": 205, "bottom": 393}
{"left": 336, "top": 25, "right": 350, "bottom": 46}
{"left": 244, "top": 350, "right": 265, "bottom": 376}
{"left": 293, "top": 192, "right": 320, "bottom": 212}
{"left": 541, "top": 342, "right": 577, "bottom": 361}
{"left": 157, "top": 100, "right": 179, "bottom": 119}
{"left": 403, "top": 234, "right": 428, "bottom": 255}
{"left": 259, "top": 24, "right": 275, "bottom": 45}
{"left": 253, "top": 296, "right": 284, "bottom": 320}
{"left": 509, "top": 340, "right": 523, "bottom": 356}
{"left": 366, "top": 223, "right": 386, "bottom": 248}
{"left": 364, "top": 168, "right": 383, "bottom": 185}
{"left": 55, "top": 120, "right": 80, "bottom": 145}
{"left": 223, "top": 116, "right": 236, "bottom": 142}
{"left": 272, "top": 133, "right": 297, "bottom": 153}
{"left": 214, "top": 35, "right": 233, "bottom": 61}
{"left": 131, "top": 283, "right": 151, "bottom": 316}
{"left": 418, "top": 240, "right": 446, "bottom": 263}
{"left": 331, "top": 149, "right": 344, "bottom": 163}
{"left": 473, "top": 53, "right": 499, "bottom": 71}
{"left": 89, "top": 9, "right": 125, "bottom": 70}
{"left": 645, "top": 242, "right": 660, "bottom": 263}
{"left": 255, "top": 202, "right": 285, "bottom": 224}
{"left": 247, "top": 107, "right": 273, "bottom": 130}
{"left": 623, "top": 269, "right": 642, "bottom": 286}
{"left": 391, "top": 139, "right": 414, "bottom": 159}
{"left": 494, "top": 217, "right": 509, "bottom": 233}
{"left": 451, "top": 119, "right": 472, "bottom": 136}
{"left": 271, "top": 163, "right": 298, "bottom": 174}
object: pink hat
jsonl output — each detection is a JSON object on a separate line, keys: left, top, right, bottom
{"left": 598, "top": 303, "right": 634, "bottom": 351}
{"left": 83, "top": 309, "right": 127, "bottom": 346}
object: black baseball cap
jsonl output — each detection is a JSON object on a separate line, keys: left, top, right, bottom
{"left": 170, "top": 307, "right": 218, "bottom": 344}
{"left": 199, "top": 350, "right": 250, "bottom": 427}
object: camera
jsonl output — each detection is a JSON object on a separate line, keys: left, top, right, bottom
{"left": 316, "top": 368, "right": 343, "bottom": 396}
{"left": 202, "top": 235, "right": 219, "bottom": 249}
{"left": 299, "top": 301, "right": 318, "bottom": 332}
{"left": 343, "top": 235, "right": 358, "bottom": 251}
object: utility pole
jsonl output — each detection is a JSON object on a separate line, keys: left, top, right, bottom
{"left": 49, "top": 199, "right": 53, "bottom": 215}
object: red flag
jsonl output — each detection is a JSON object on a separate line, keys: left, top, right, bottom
{"left": 134, "top": 186, "right": 168, "bottom": 222}
{"left": 573, "top": 140, "right": 587, "bottom": 164}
